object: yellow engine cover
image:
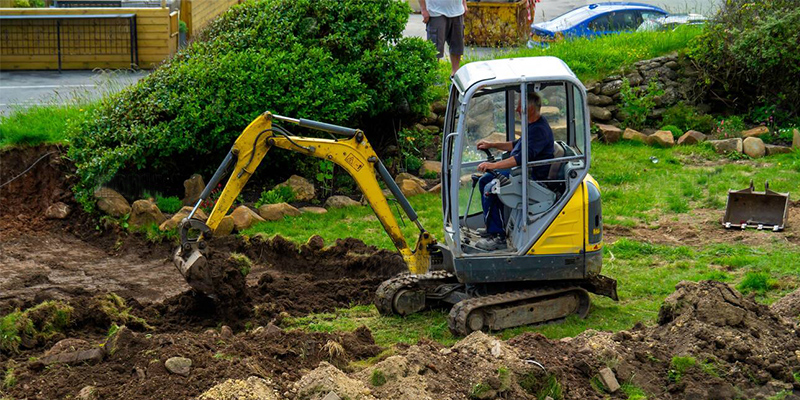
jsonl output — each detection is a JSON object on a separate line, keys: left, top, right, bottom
{"left": 526, "top": 176, "right": 599, "bottom": 255}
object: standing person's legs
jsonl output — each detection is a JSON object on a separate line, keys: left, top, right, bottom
{"left": 426, "top": 16, "right": 447, "bottom": 59}
{"left": 445, "top": 15, "right": 465, "bottom": 75}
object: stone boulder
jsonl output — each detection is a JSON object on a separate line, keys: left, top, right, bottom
{"left": 39, "top": 339, "right": 105, "bottom": 366}
{"left": 677, "top": 130, "right": 706, "bottom": 145}
{"left": 419, "top": 160, "right": 442, "bottom": 177}
{"left": 742, "top": 137, "right": 766, "bottom": 158}
{"left": 324, "top": 195, "right": 360, "bottom": 209}
{"left": 257, "top": 203, "right": 301, "bottom": 221}
{"left": 431, "top": 101, "right": 446, "bottom": 114}
{"left": 595, "top": 123, "right": 622, "bottom": 143}
{"left": 199, "top": 376, "right": 279, "bottom": 400}
{"left": 428, "top": 183, "right": 441, "bottom": 194}
{"left": 276, "top": 175, "right": 315, "bottom": 202}
{"left": 400, "top": 180, "right": 426, "bottom": 197}
{"left": 45, "top": 202, "right": 71, "bottom": 219}
{"left": 215, "top": 215, "right": 235, "bottom": 236}
{"left": 300, "top": 206, "right": 327, "bottom": 215}
{"left": 104, "top": 325, "right": 139, "bottom": 355}
{"left": 600, "top": 80, "right": 623, "bottom": 96}
{"left": 540, "top": 106, "right": 561, "bottom": 118}
{"left": 94, "top": 187, "right": 130, "bottom": 218}
{"left": 741, "top": 126, "right": 768, "bottom": 138}
{"left": 648, "top": 130, "right": 675, "bottom": 148}
{"left": 231, "top": 205, "right": 264, "bottom": 231}
{"left": 587, "top": 92, "right": 613, "bottom": 106}
{"left": 793, "top": 128, "right": 800, "bottom": 149}
{"left": 765, "top": 144, "right": 793, "bottom": 156}
{"left": 589, "top": 106, "right": 612, "bottom": 121}
{"left": 622, "top": 128, "right": 648, "bottom": 144}
{"left": 159, "top": 206, "right": 207, "bottom": 231}
{"left": 395, "top": 172, "right": 426, "bottom": 188}
{"left": 708, "top": 138, "right": 743, "bottom": 155}
{"left": 129, "top": 199, "right": 166, "bottom": 228}
{"left": 182, "top": 174, "right": 205, "bottom": 206}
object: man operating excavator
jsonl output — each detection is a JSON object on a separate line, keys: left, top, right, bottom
{"left": 474, "top": 90, "right": 554, "bottom": 251}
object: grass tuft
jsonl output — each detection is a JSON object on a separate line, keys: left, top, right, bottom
{"left": 737, "top": 272, "right": 777, "bottom": 294}
{"left": 370, "top": 369, "right": 387, "bottom": 387}
{"left": 668, "top": 356, "right": 696, "bottom": 382}
{"left": 621, "top": 382, "right": 648, "bottom": 400}
{"left": 229, "top": 253, "right": 252, "bottom": 277}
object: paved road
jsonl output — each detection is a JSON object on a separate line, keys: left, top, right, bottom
{"left": 0, "top": 70, "right": 147, "bottom": 115}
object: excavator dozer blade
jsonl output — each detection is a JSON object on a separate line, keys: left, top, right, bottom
{"left": 723, "top": 180, "right": 789, "bottom": 231}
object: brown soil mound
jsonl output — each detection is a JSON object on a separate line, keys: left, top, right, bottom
{"left": 4, "top": 325, "right": 382, "bottom": 400}
{"left": 772, "top": 287, "right": 800, "bottom": 322}
{"left": 0, "top": 145, "right": 73, "bottom": 235}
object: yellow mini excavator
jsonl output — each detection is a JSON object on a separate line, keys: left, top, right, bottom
{"left": 174, "top": 57, "right": 618, "bottom": 335}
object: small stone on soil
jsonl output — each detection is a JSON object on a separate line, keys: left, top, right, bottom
{"left": 322, "top": 392, "right": 342, "bottom": 400}
{"left": 78, "top": 385, "right": 99, "bottom": 400}
{"left": 165, "top": 357, "right": 193, "bottom": 376}
{"left": 598, "top": 366, "right": 620, "bottom": 393}
{"left": 220, "top": 325, "right": 233, "bottom": 338}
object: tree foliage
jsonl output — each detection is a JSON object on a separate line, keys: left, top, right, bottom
{"left": 69, "top": 0, "right": 438, "bottom": 209}
{"left": 689, "top": 0, "right": 800, "bottom": 116}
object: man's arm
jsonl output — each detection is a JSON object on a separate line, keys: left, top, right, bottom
{"left": 462, "top": 0, "right": 468, "bottom": 13}
{"left": 476, "top": 139, "right": 514, "bottom": 152}
{"left": 420, "top": 0, "right": 430, "bottom": 23}
{"left": 477, "top": 156, "right": 516, "bottom": 172}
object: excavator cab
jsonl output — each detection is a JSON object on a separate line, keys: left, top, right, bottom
{"left": 173, "top": 56, "right": 617, "bottom": 336}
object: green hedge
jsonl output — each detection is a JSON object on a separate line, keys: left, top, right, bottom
{"left": 69, "top": 0, "right": 438, "bottom": 209}
{"left": 689, "top": 0, "right": 800, "bottom": 117}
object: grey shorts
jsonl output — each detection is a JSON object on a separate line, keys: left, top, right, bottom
{"left": 426, "top": 15, "right": 464, "bottom": 57}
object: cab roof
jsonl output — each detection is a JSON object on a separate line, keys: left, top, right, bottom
{"left": 453, "top": 57, "right": 578, "bottom": 94}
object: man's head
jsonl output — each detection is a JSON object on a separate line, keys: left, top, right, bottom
{"left": 515, "top": 91, "right": 542, "bottom": 122}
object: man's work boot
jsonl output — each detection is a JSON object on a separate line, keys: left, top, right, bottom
{"left": 475, "top": 228, "right": 491, "bottom": 237}
{"left": 475, "top": 234, "right": 507, "bottom": 251}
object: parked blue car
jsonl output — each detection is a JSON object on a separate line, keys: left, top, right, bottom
{"left": 528, "top": 2, "right": 668, "bottom": 48}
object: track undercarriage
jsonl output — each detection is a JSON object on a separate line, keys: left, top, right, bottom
{"left": 375, "top": 272, "right": 616, "bottom": 336}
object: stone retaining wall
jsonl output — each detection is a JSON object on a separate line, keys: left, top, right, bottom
{"left": 585, "top": 53, "right": 701, "bottom": 125}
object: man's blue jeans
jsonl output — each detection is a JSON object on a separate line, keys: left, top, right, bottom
{"left": 478, "top": 171, "right": 509, "bottom": 236}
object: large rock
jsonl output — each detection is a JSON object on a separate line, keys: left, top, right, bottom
{"left": 587, "top": 92, "right": 613, "bottom": 106}
{"left": 276, "top": 175, "right": 315, "bottom": 202}
{"left": 428, "top": 183, "right": 441, "bottom": 194}
{"left": 741, "top": 126, "right": 769, "bottom": 138}
{"left": 45, "top": 202, "right": 71, "bottom": 219}
{"left": 395, "top": 172, "right": 426, "bottom": 188}
{"left": 430, "top": 100, "right": 446, "bottom": 114}
{"left": 39, "top": 346, "right": 105, "bottom": 366}
{"left": 648, "top": 130, "right": 675, "bottom": 148}
{"left": 589, "top": 106, "right": 612, "bottom": 121}
{"left": 165, "top": 357, "right": 192, "bottom": 376}
{"left": 199, "top": 376, "right": 279, "bottom": 400}
{"left": 46, "top": 338, "right": 93, "bottom": 356}
{"left": 419, "top": 160, "right": 442, "bottom": 177}
{"left": 129, "top": 199, "right": 166, "bottom": 228}
{"left": 159, "top": 206, "right": 207, "bottom": 231}
{"left": 595, "top": 123, "right": 622, "bottom": 143}
{"left": 182, "top": 174, "right": 205, "bottom": 206}
{"left": 742, "top": 137, "right": 766, "bottom": 158}
{"left": 765, "top": 144, "right": 793, "bottom": 156}
{"left": 299, "top": 206, "right": 327, "bottom": 215}
{"left": 539, "top": 106, "right": 561, "bottom": 118}
{"left": 94, "top": 187, "right": 130, "bottom": 218}
{"left": 324, "top": 195, "right": 360, "bottom": 209}
{"left": 257, "top": 202, "right": 301, "bottom": 221}
{"left": 400, "top": 180, "right": 426, "bottom": 197}
{"left": 622, "top": 128, "right": 648, "bottom": 144}
{"left": 600, "top": 80, "right": 623, "bottom": 96}
{"left": 215, "top": 215, "right": 235, "bottom": 236}
{"left": 104, "top": 326, "right": 140, "bottom": 356}
{"left": 793, "top": 128, "right": 800, "bottom": 149}
{"left": 677, "top": 130, "right": 706, "bottom": 145}
{"left": 231, "top": 206, "right": 265, "bottom": 230}
{"left": 708, "top": 138, "right": 743, "bottom": 154}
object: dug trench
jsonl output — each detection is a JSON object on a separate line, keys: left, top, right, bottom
{"left": 2, "top": 145, "right": 800, "bottom": 399}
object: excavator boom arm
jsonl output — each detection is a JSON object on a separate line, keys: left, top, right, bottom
{"left": 175, "top": 112, "right": 434, "bottom": 294}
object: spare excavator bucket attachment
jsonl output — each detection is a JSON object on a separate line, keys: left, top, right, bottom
{"left": 723, "top": 180, "right": 789, "bottom": 231}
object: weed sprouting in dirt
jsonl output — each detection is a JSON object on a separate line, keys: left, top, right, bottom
{"left": 621, "top": 382, "right": 648, "bottom": 399}
{"left": 370, "top": 369, "right": 387, "bottom": 387}
{"left": 519, "top": 370, "right": 563, "bottom": 400}
{"left": 2, "top": 362, "right": 16, "bottom": 390}
{"left": 469, "top": 382, "right": 493, "bottom": 399}
{"left": 99, "top": 294, "right": 152, "bottom": 330}
{"left": 668, "top": 355, "right": 697, "bottom": 382}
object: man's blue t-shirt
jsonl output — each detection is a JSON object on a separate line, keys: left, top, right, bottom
{"left": 510, "top": 116, "right": 555, "bottom": 180}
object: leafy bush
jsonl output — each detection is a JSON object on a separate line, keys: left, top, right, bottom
{"left": 661, "top": 102, "right": 716, "bottom": 134}
{"left": 255, "top": 185, "right": 295, "bottom": 207}
{"left": 660, "top": 125, "right": 683, "bottom": 139}
{"left": 155, "top": 195, "right": 182, "bottom": 214}
{"left": 689, "top": 0, "right": 800, "bottom": 117}
{"left": 68, "top": 0, "right": 438, "bottom": 210}
{"left": 711, "top": 116, "right": 745, "bottom": 139}
{"left": 619, "top": 79, "right": 662, "bottom": 130}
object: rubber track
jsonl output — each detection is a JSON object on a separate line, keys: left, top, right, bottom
{"left": 374, "top": 271, "right": 454, "bottom": 316}
{"left": 448, "top": 286, "right": 589, "bottom": 336}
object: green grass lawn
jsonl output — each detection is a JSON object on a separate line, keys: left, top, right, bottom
{"left": 252, "top": 143, "right": 800, "bottom": 347}
{"left": 0, "top": 103, "right": 92, "bottom": 148}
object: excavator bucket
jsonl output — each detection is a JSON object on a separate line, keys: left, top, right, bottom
{"left": 723, "top": 180, "right": 789, "bottom": 231}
